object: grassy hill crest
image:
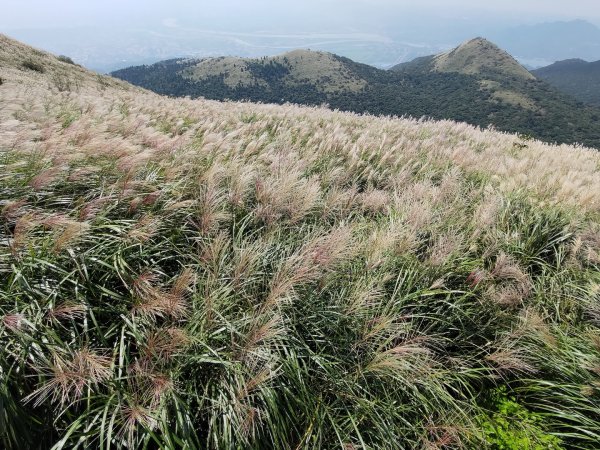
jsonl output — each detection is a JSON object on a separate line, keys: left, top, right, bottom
{"left": 184, "top": 49, "right": 367, "bottom": 93}
{"left": 432, "top": 37, "right": 536, "bottom": 80}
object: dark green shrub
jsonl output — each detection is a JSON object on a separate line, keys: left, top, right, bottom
{"left": 21, "top": 59, "right": 45, "bottom": 73}
{"left": 57, "top": 55, "right": 75, "bottom": 65}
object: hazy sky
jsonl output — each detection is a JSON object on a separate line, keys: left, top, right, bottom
{"left": 2, "top": 0, "right": 599, "bottom": 30}
{"left": 3, "top": 0, "right": 600, "bottom": 72}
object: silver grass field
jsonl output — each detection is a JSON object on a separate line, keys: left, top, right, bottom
{"left": 1, "top": 35, "right": 600, "bottom": 449}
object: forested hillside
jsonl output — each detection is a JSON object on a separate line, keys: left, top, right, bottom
{"left": 533, "top": 59, "right": 600, "bottom": 107}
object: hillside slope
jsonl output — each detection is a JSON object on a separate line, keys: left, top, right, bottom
{"left": 533, "top": 59, "right": 600, "bottom": 107}
{"left": 392, "top": 38, "right": 538, "bottom": 108}
{"left": 2, "top": 34, "right": 600, "bottom": 449}
{"left": 112, "top": 40, "right": 600, "bottom": 149}
{"left": 429, "top": 37, "right": 535, "bottom": 80}
{"left": 184, "top": 50, "right": 368, "bottom": 93}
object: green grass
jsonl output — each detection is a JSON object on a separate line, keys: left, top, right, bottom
{"left": 1, "top": 140, "right": 599, "bottom": 449}
{"left": 477, "top": 387, "right": 564, "bottom": 449}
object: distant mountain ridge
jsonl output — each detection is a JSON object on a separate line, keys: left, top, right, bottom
{"left": 491, "top": 20, "right": 600, "bottom": 68}
{"left": 183, "top": 50, "right": 368, "bottom": 93}
{"left": 112, "top": 39, "right": 600, "bottom": 149}
{"left": 533, "top": 59, "right": 600, "bottom": 107}
{"left": 8, "top": 19, "right": 600, "bottom": 72}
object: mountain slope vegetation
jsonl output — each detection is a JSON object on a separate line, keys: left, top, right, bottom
{"left": 2, "top": 34, "right": 600, "bottom": 449}
{"left": 413, "top": 37, "right": 536, "bottom": 80}
{"left": 533, "top": 59, "right": 600, "bottom": 107}
{"left": 112, "top": 38, "right": 600, "bottom": 149}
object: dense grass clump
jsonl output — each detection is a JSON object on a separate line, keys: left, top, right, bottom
{"left": 57, "top": 55, "right": 76, "bottom": 65}
{"left": 1, "top": 34, "right": 600, "bottom": 449}
{"left": 21, "top": 59, "right": 45, "bottom": 73}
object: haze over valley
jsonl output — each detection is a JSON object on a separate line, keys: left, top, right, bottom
{"left": 3, "top": 1, "right": 600, "bottom": 72}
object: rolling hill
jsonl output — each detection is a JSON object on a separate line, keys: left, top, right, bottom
{"left": 533, "top": 58, "right": 600, "bottom": 107}
{"left": 2, "top": 34, "right": 600, "bottom": 449}
{"left": 112, "top": 38, "right": 600, "bottom": 149}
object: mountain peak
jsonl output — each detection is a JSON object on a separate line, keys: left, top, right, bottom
{"left": 279, "top": 48, "right": 331, "bottom": 58}
{"left": 433, "top": 37, "right": 535, "bottom": 80}
{"left": 465, "top": 37, "right": 493, "bottom": 46}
